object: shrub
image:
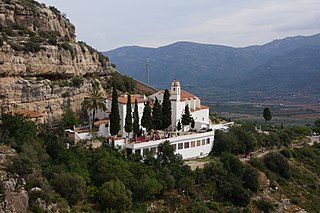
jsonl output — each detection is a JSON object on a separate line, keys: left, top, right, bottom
{"left": 71, "top": 75, "right": 84, "bottom": 88}
{"left": 263, "top": 152, "right": 291, "bottom": 178}
{"left": 248, "top": 157, "right": 265, "bottom": 172}
{"left": 242, "top": 165, "right": 259, "bottom": 192}
{"left": 280, "top": 148, "right": 292, "bottom": 158}
{"left": 24, "top": 40, "right": 41, "bottom": 53}
{"left": 51, "top": 172, "right": 86, "bottom": 205}
{"left": 255, "top": 199, "right": 274, "bottom": 213}
{"left": 98, "top": 179, "right": 132, "bottom": 212}
{"left": 61, "top": 42, "right": 75, "bottom": 59}
{"left": 61, "top": 109, "right": 81, "bottom": 128}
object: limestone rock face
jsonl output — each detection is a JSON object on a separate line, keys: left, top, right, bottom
{"left": 0, "top": 0, "right": 75, "bottom": 40}
{"left": 0, "top": 0, "right": 116, "bottom": 120}
{"left": 0, "top": 42, "right": 115, "bottom": 77}
{"left": 0, "top": 77, "right": 98, "bottom": 124}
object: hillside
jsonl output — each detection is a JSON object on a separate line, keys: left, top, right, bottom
{"left": 0, "top": 0, "right": 155, "bottom": 124}
{"left": 104, "top": 33, "right": 320, "bottom": 102}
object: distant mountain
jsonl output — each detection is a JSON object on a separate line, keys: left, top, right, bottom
{"left": 103, "top": 33, "right": 320, "bottom": 101}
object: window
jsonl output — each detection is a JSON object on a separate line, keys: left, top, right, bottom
{"left": 184, "top": 142, "right": 189, "bottom": 149}
{"left": 197, "top": 140, "right": 201, "bottom": 146}
{"left": 173, "top": 88, "right": 176, "bottom": 91}
{"left": 202, "top": 139, "right": 206, "bottom": 145}
{"left": 105, "top": 123, "right": 109, "bottom": 128}
{"left": 172, "top": 144, "right": 177, "bottom": 150}
{"left": 191, "top": 141, "right": 195, "bottom": 147}
{"left": 178, "top": 143, "right": 183, "bottom": 150}
{"left": 206, "top": 138, "right": 210, "bottom": 144}
{"left": 135, "top": 149, "right": 141, "bottom": 155}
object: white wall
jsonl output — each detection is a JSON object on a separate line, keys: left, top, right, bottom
{"left": 125, "top": 131, "right": 215, "bottom": 159}
{"left": 191, "top": 108, "right": 209, "bottom": 130}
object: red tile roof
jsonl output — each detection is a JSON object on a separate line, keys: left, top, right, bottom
{"left": 190, "top": 105, "right": 209, "bottom": 112}
{"left": 159, "top": 90, "right": 199, "bottom": 100}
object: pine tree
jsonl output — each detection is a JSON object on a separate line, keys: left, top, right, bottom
{"left": 141, "top": 100, "right": 153, "bottom": 133}
{"left": 82, "top": 87, "right": 106, "bottom": 130}
{"left": 181, "top": 105, "right": 192, "bottom": 127}
{"left": 110, "top": 84, "right": 120, "bottom": 136}
{"left": 133, "top": 99, "right": 140, "bottom": 137}
{"left": 162, "top": 89, "right": 172, "bottom": 130}
{"left": 152, "top": 97, "right": 162, "bottom": 130}
{"left": 124, "top": 94, "right": 133, "bottom": 134}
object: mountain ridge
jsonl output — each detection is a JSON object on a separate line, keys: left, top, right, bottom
{"left": 104, "top": 33, "right": 320, "bottom": 101}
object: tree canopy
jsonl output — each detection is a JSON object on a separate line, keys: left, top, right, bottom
{"left": 162, "top": 89, "right": 172, "bottom": 129}
{"left": 110, "top": 84, "right": 120, "bottom": 136}
{"left": 181, "top": 104, "right": 193, "bottom": 127}
{"left": 152, "top": 97, "right": 162, "bottom": 130}
{"left": 81, "top": 87, "right": 106, "bottom": 129}
{"left": 124, "top": 94, "right": 133, "bottom": 134}
{"left": 141, "top": 100, "right": 153, "bottom": 133}
{"left": 133, "top": 99, "right": 140, "bottom": 137}
{"left": 263, "top": 107, "right": 272, "bottom": 125}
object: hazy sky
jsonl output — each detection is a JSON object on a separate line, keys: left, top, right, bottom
{"left": 38, "top": 0, "right": 320, "bottom": 51}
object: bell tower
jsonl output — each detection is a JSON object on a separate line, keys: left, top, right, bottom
{"left": 171, "top": 79, "right": 181, "bottom": 102}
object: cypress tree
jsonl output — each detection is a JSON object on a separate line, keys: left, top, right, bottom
{"left": 124, "top": 94, "right": 133, "bottom": 134}
{"left": 177, "top": 120, "right": 182, "bottom": 132}
{"left": 141, "top": 100, "right": 153, "bottom": 133}
{"left": 152, "top": 97, "right": 162, "bottom": 130}
{"left": 263, "top": 107, "right": 272, "bottom": 125}
{"left": 110, "top": 85, "right": 120, "bottom": 136}
{"left": 133, "top": 99, "right": 140, "bottom": 137}
{"left": 181, "top": 105, "right": 192, "bottom": 126}
{"left": 191, "top": 118, "right": 195, "bottom": 130}
{"left": 162, "top": 89, "right": 172, "bottom": 129}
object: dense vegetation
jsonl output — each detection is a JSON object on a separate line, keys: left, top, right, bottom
{"left": 0, "top": 114, "right": 260, "bottom": 212}
{"left": 0, "top": 113, "right": 318, "bottom": 212}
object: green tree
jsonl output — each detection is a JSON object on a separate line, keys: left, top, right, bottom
{"left": 0, "top": 114, "right": 37, "bottom": 151}
{"left": 81, "top": 87, "right": 106, "bottom": 129}
{"left": 242, "top": 165, "right": 259, "bottom": 192}
{"left": 191, "top": 118, "right": 195, "bottom": 130}
{"left": 162, "top": 89, "right": 172, "bottom": 130}
{"left": 263, "top": 108, "right": 272, "bottom": 125}
{"left": 98, "top": 179, "right": 132, "bottom": 212}
{"left": 133, "top": 99, "right": 140, "bottom": 137}
{"left": 152, "top": 97, "right": 162, "bottom": 130}
{"left": 141, "top": 100, "right": 153, "bottom": 133}
{"left": 124, "top": 94, "right": 133, "bottom": 136}
{"left": 220, "top": 152, "right": 244, "bottom": 178}
{"left": 181, "top": 105, "right": 192, "bottom": 128}
{"left": 110, "top": 85, "right": 120, "bottom": 136}
{"left": 61, "top": 109, "right": 81, "bottom": 129}
{"left": 177, "top": 120, "right": 182, "bottom": 132}
{"left": 314, "top": 119, "right": 320, "bottom": 134}
{"left": 157, "top": 140, "right": 176, "bottom": 165}
{"left": 263, "top": 152, "right": 291, "bottom": 178}
{"left": 51, "top": 172, "right": 86, "bottom": 205}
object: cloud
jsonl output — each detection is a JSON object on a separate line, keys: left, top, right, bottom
{"left": 38, "top": 0, "right": 320, "bottom": 50}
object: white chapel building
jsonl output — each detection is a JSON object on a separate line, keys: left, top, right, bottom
{"left": 149, "top": 80, "right": 210, "bottom": 132}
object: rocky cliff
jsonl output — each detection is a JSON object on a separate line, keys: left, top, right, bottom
{"left": 0, "top": 0, "right": 116, "bottom": 122}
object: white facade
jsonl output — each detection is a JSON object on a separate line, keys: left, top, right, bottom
{"left": 149, "top": 80, "right": 210, "bottom": 132}
{"left": 93, "top": 94, "right": 147, "bottom": 137}
{"left": 125, "top": 131, "right": 214, "bottom": 159}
